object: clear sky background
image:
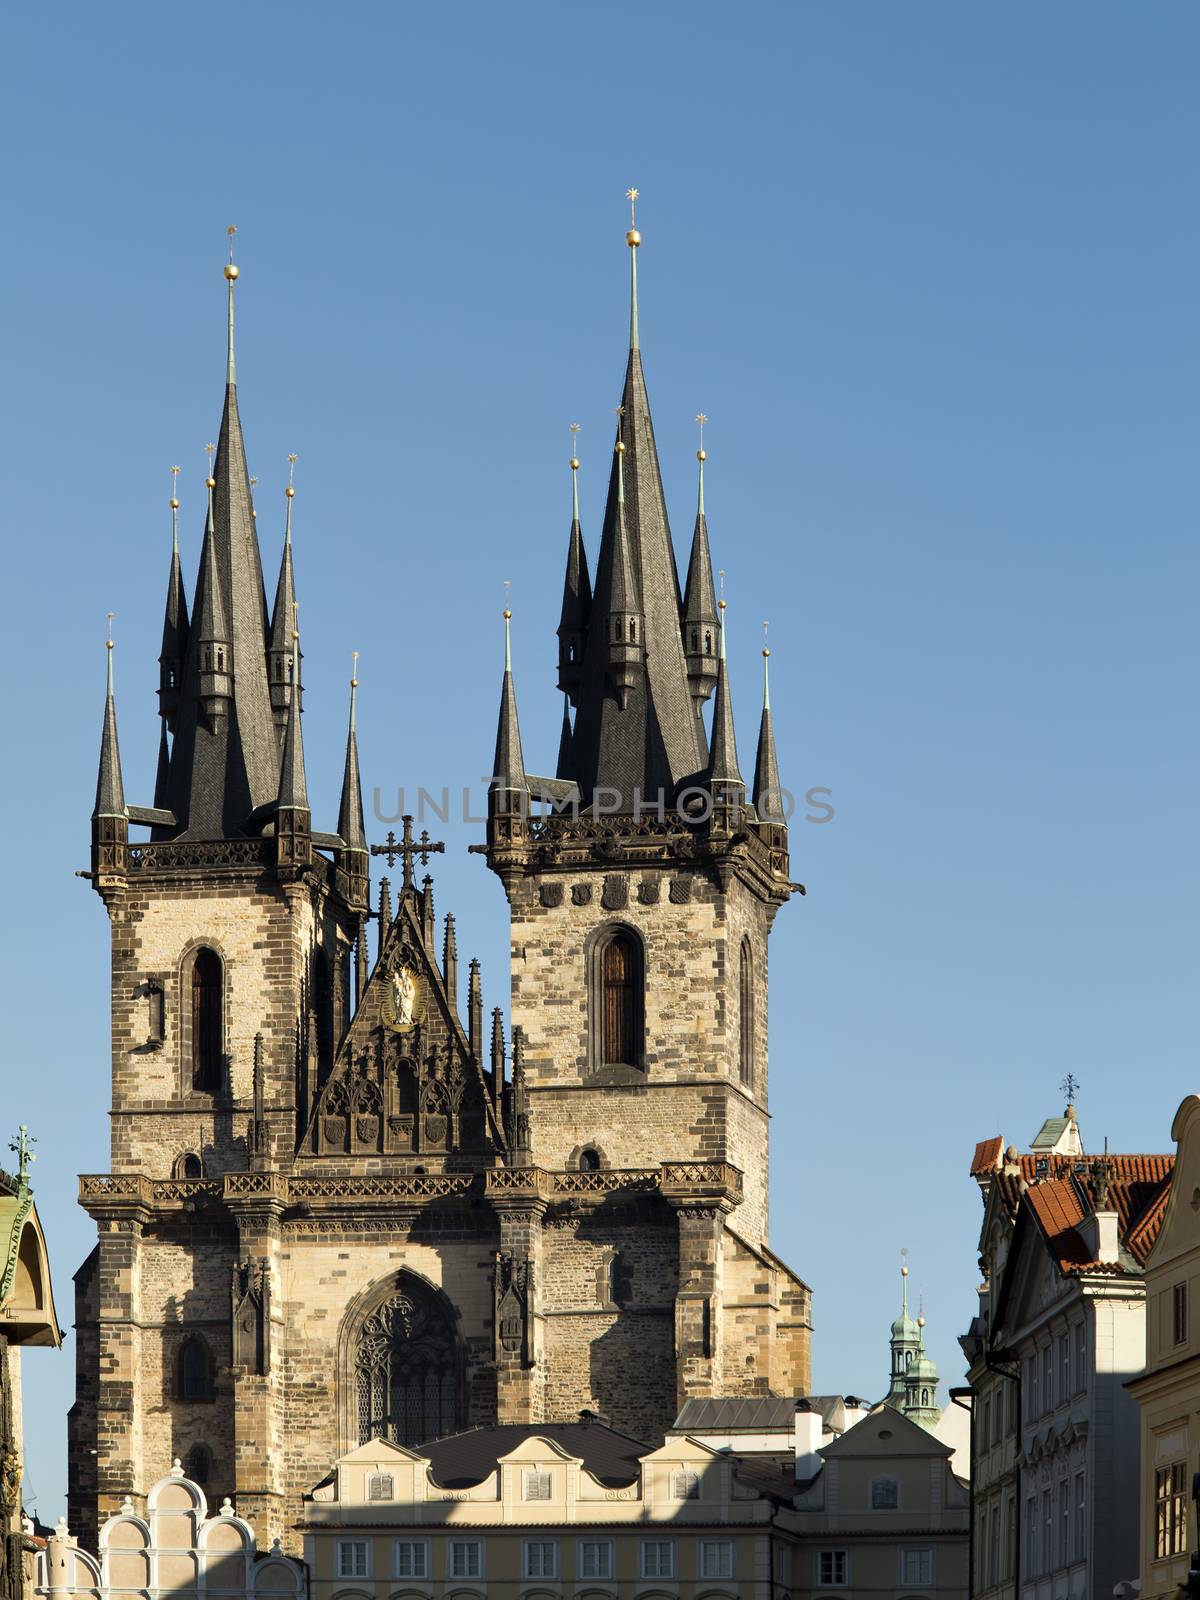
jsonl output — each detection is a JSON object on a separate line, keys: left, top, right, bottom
{"left": 2, "top": 1, "right": 1197, "bottom": 1522}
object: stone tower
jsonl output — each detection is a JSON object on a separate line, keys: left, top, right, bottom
{"left": 483, "top": 208, "right": 810, "bottom": 1426}
{"left": 71, "top": 217, "right": 812, "bottom": 1555}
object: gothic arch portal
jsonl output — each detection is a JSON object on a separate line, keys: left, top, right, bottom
{"left": 337, "top": 1270, "right": 465, "bottom": 1455}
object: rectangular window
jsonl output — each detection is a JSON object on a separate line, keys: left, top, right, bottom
{"left": 1074, "top": 1320, "right": 1087, "bottom": 1392}
{"left": 1042, "top": 1345, "right": 1054, "bottom": 1411}
{"left": 1043, "top": 1489, "right": 1053, "bottom": 1573}
{"left": 393, "top": 1542, "right": 428, "bottom": 1580}
{"left": 448, "top": 1540, "right": 482, "bottom": 1579}
{"left": 988, "top": 1505, "right": 1000, "bottom": 1585}
{"left": 1174, "top": 1282, "right": 1189, "bottom": 1347}
{"left": 700, "top": 1540, "right": 734, "bottom": 1578}
{"left": 818, "top": 1549, "right": 848, "bottom": 1586}
{"left": 523, "top": 1541, "right": 557, "bottom": 1579}
{"left": 1059, "top": 1478, "right": 1070, "bottom": 1566}
{"left": 523, "top": 1469, "right": 552, "bottom": 1501}
{"left": 981, "top": 1393, "right": 992, "bottom": 1455}
{"left": 1006, "top": 1495, "right": 1016, "bottom": 1580}
{"left": 1025, "top": 1496, "right": 1038, "bottom": 1577}
{"left": 1155, "top": 1462, "right": 1188, "bottom": 1559}
{"left": 1059, "top": 1333, "right": 1070, "bottom": 1399}
{"left": 578, "top": 1540, "right": 612, "bottom": 1579}
{"left": 337, "top": 1542, "right": 368, "bottom": 1579}
{"left": 900, "top": 1547, "right": 934, "bottom": 1585}
{"left": 1075, "top": 1471, "right": 1086, "bottom": 1562}
{"left": 641, "top": 1540, "right": 675, "bottom": 1579}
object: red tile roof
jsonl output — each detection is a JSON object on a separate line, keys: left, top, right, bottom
{"left": 971, "top": 1137, "right": 1004, "bottom": 1177}
{"left": 1020, "top": 1161, "right": 1174, "bottom": 1274}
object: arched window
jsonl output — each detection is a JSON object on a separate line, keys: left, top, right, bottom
{"left": 355, "top": 1279, "right": 461, "bottom": 1448}
{"left": 191, "top": 948, "right": 223, "bottom": 1094}
{"left": 174, "top": 1152, "right": 203, "bottom": 1180}
{"left": 601, "top": 932, "right": 639, "bottom": 1067}
{"left": 183, "top": 1443, "right": 211, "bottom": 1484}
{"left": 177, "top": 1336, "right": 212, "bottom": 1402}
{"left": 578, "top": 1148, "right": 601, "bottom": 1173}
{"left": 739, "top": 938, "right": 755, "bottom": 1087}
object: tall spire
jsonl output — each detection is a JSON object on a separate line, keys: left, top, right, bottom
{"left": 193, "top": 465, "right": 232, "bottom": 724}
{"left": 556, "top": 424, "right": 592, "bottom": 706}
{"left": 626, "top": 187, "right": 641, "bottom": 350}
{"left": 164, "top": 239, "right": 282, "bottom": 838}
{"left": 491, "top": 604, "right": 527, "bottom": 798}
{"left": 338, "top": 654, "right": 367, "bottom": 854}
{"left": 274, "top": 627, "right": 311, "bottom": 869}
{"left": 91, "top": 618, "right": 129, "bottom": 886}
{"left": 568, "top": 195, "right": 705, "bottom": 808}
{"left": 93, "top": 619, "right": 126, "bottom": 821}
{"left": 683, "top": 414, "right": 719, "bottom": 720}
{"left": 752, "top": 628, "right": 785, "bottom": 826}
{"left": 268, "top": 456, "right": 301, "bottom": 735}
{"left": 158, "top": 466, "right": 190, "bottom": 729}
{"left": 605, "top": 422, "right": 645, "bottom": 712}
{"left": 706, "top": 601, "right": 744, "bottom": 789}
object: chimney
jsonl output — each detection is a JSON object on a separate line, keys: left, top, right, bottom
{"left": 794, "top": 1399, "right": 823, "bottom": 1480}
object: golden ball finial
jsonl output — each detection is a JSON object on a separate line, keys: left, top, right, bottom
{"left": 106, "top": 638, "right": 114, "bottom": 651}
{"left": 170, "top": 496, "right": 180, "bottom": 510}
{"left": 285, "top": 485, "right": 295, "bottom": 499}
{"left": 697, "top": 448, "right": 707, "bottom": 462}
{"left": 762, "top": 646, "right": 771, "bottom": 659}
{"left": 205, "top": 475, "right": 216, "bottom": 489}
{"left": 718, "top": 598, "right": 727, "bottom": 613}
{"left": 901, "top": 1264, "right": 909, "bottom": 1277}
{"left": 292, "top": 629, "right": 299, "bottom": 642}
{"left": 917, "top": 1315, "right": 926, "bottom": 1328}
{"left": 614, "top": 440, "right": 626, "bottom": 455}
{"left": 570, "top": 457, "right": 580, "bottom": 471}
{"left": 503, "top": 607, "right": 512, "bottom": 623}
{"left": 626, "top": 228, "right": 641, "bottom": 248}
{"left": 224, "top": 262, "right": 239, "bottom": 281}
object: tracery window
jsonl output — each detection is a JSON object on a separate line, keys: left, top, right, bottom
{"left": 356, "top": 1280, "right": 459, "bottom": 1448}
{"left": 191, "top": 948, "right": 223, "bottom": 1094}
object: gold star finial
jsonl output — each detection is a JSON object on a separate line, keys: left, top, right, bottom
{"left": 225, "top": 224, "right": 239, "bottom": 281}
{"left": 762, "top": 619, "right": 770, "bottom": 659}
{"left": 351, "top": 649, "right": 360, "bottom": 689}
{"left": 170, "top": 464, "right": 180, "bottom": 510}
{"left": 106, "top": 611, "right": 114, "bottom": 649}
{"left": 696, "top": 412, "right": 708, "bottom": 462}
{"left": 204, "top": 441, "right": 216, "bottom": 490}
{"left": 286, "top": 453, "right": 298, "bottom": 498}
{"left": 569, "top": 421, "right": 581, "bottom": 470}
{"left": 718, "top": 569, "right": 727, "bottom": 611}
{"left": 625, "top": 188, "right": 641, "bottom": 249}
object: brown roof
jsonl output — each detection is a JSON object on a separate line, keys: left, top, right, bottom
{"left": 971, "top": 1137, "right": 1004, "bottom": 1177}
{"left": 1021, "top": 1161, "right": 1174, "bottom": 1274}
{"left": 417, "top": 1422, "right": 648, "bottom": 1489}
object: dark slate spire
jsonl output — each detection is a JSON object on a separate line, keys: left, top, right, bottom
{"left": 706, "top": 606, "right": 744, "bottom": 792}
{"left": 268, "top": 460, "right": 300, "bottom": 736}
{"left": 682, "top": 424, "right": 719, "bottom": 720}
{"left": 337, "top": 660, "right": 367, "bottom": 853}
{"left": 568, "top": 209, "right": 705, "bottom": 808}
{"left": 556, "top": 438, "right": 592, "bottom": 705}
{"left": 93, "top": 631, "right": 126, "bottom": 821}
{"left": 490, "top": 609, "right": 527, "bottom": 801}
{"left": 752, "top": 640, "right": 785, "bottom": 826}
{"left": 556, "top": 695, "right": 574, "bottom": 780}
{"left": 164, "top": 244, "right": 282, "bottom": 839}
{"left": 158, "top": 471, "right": 189, "bottom": 731}
{"left": 605, "top": 439, "right": 644, "bottom": 712}
{"left": 91, "top": 627, "right": 128, "bottom": 884}
{"left": 153, "top": 721, "right": 171, "bottom": 811}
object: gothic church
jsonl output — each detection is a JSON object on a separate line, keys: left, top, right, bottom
{"left": 70, "top": 214, "right": 811, "bottom": 1548}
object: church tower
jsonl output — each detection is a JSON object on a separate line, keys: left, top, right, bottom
{"left": 483, "top": 198, "right": 810, "bottom": 1422}
{"left": 72, "top": 210, "right": 813, "bottom": 1556}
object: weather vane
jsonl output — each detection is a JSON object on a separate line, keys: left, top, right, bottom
{"left": 1061, "top": 1073, "right": 1080, "bottom": 1106}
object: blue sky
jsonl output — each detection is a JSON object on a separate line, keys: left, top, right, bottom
{"left": 3, "top": 1, "right": 1197, "bottom": 1521}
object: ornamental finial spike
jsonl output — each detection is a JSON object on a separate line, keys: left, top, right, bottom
{"left": 225, "top": 224, "right": 238, "bottom": 280}
{"left": 224, "top": 227, "right": 238, "bottom": 383}
{"left": 762, "top": 621, "right": 771, "bottom": 709}
{"left": 625, "top": 189, "right": 641, "bottom": 348}
{"left": 286, "top": 453, "right": 298, "bottom": 497}
{"left": 502, "top": 581, "right": 513, "bottom": 673}
{"left": 695, "top": 413, "right": 708, "bottom": 515}
{"left": 569, "top": 422, "right": 581, "bottom": 519}
{"left": 351, "top": 649, "right": 360, "bottom": 690}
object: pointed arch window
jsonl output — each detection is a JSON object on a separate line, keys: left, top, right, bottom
{"left": 355, "top": 1280, "right": 461, "bottom": 1448}
{"left": 191, "top": 948, "right": 223, "bottom": 1094}
{"left": 739, "top": 938, "right": 755, "bottom": 1087}
{"left": 602, "top": 933, "right": 640, "bottom": 1066}
{"left": 177, "top": 1336, "right": 213, "bottom": 1402}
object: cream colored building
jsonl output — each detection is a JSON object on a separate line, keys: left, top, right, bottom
{"left": 1129, "top": 1094, "right": 1200, "bottom": 1598}
{"left": 303, "top": 1425, "right": 792, "bottom": 1598}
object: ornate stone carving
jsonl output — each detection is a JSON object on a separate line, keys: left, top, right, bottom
{"left": 571, "top": 883, "right": 593, "bottom": 907}
{"left": 539, "top": 883, "right": 564, "bottom": 908}
{"left": 493, "top": 1251, "right": 533, "bottom": 1365}
{"left": 602, "top": 874, "right": 628, "bottom": 910}
{"left": 637, "top": 877, "right": 661, "bottom": 905}
{"left": 669, "top": 877, "right": 693, "bottom": 904}
{"left": 230, "top": 1258, "right": 270, "bottom": 1374}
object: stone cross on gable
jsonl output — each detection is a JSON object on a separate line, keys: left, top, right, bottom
{"left": 371, "top": 814, "right": 445, "bottom": 890}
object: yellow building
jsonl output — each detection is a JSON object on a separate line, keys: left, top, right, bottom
{"left": 302, "top": 1423, "right": 793, "bottom": 1598}
{"left": 1129, "top": 1094, "right": 1200, "bottom": 1598}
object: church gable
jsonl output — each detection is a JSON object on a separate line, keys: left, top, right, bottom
{"left": 301, "top": 885, "right": 503, "bottom": 1162}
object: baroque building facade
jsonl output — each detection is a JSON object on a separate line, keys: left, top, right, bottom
{"left": 69, "top": 217, "right": 811, "bottom": 1551}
